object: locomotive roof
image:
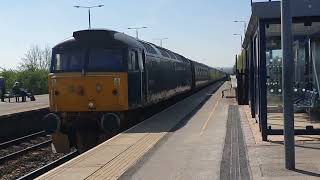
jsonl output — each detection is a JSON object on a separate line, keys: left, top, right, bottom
{"left": 53, "top": 29, "right": 190, "bottom": 63}
{"left": 53, "top": 29, "right": 144, "bottom": 49}
{"left": 53, "top": 29, "right": 224, "bottom": 73}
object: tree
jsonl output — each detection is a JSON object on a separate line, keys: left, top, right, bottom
{"left": 19, "top": 45, "right": 52, "bottom": 71}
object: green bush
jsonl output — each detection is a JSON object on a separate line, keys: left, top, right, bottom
{"left": 0, "top": 69, "right": 49, "bottom": 95}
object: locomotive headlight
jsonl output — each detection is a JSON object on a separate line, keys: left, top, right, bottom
{"left": 88, "top": 102, "right": 95, "bottom": 109}
{"left": 96, "top": 83, "right": 102, "bottom": 93}
{"left": 113, "top": 77, "right": 121, "bottom": 87}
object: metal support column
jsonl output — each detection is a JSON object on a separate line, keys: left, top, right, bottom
{"left": 249, "top": 39, "right": 255, "bottom": 118}
{"left": 281, "top": 0, "right": 295, "bottom": 170}
{"left": 88, "top": 9, "right": 91, "bottom": 29}
{"left": 258, "top": 21, "right": 268, "bottom": 141}
{"left": 235, "top": 55, "right": 238, "bottom": 72}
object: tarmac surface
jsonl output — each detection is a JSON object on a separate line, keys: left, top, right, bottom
{"left": 0, "top": 94, "right": 48, "bottom": 116}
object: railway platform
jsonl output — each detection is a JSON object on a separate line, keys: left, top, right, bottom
{"left": 0, "top": 94, "right": 48, "bottom": 117}
{"left": 0, "top": 94, "right": 49, "bottom": 142}
{"left": 36, "top": 81, "right": 320, "bottom": 180}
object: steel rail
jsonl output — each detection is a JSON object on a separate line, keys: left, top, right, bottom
{"left": 0, "top": 131, "right": 46, "bottom": 149}
{"left": 0, "top": 140, "right": 52, "bottom": 164}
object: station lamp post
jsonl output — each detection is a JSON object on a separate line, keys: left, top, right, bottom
{"left": 233, "top": 33, "right": 243, "bottom": 52}
{"left": 233, "top": 33, "right": 244, "bottom": 73}
{"left": 74, "top": 5, "right": 104, "bottom": 29}
{"left": 127, "top": 27, "right": 148, "bottom": 39}
{"left": 153, "top": 38, "right": 168, "bottom": 47}
{"left": 233, "top": 20, "right": 247, "bottom": 37}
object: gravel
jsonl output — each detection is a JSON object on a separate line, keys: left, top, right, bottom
{"left": 0, "top": 136, "right": 51, "bottom": 158}
{"left": 0, "top": 144, "right": 66, "bottom": 179}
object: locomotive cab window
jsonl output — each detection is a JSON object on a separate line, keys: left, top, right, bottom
{"left": 51, "top": 48, "right": 85, "bottom": 72}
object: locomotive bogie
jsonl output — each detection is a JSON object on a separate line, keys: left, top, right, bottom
{"left": 45, "top": 110, "right": 131, "bottom": 153}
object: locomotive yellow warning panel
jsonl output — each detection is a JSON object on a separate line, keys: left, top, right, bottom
{"left": 48, "top": 72, "right": 128, "bottom": 112}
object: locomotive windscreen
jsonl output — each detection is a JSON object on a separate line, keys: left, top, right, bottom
{"left": 51, "top": 48, "right": 85, "bottom": 72}
{"left": 87, "top": 49, "right": 124, "bottom": 72}
{"left": 51, "top": 48, "right": 125, "bottom": 72}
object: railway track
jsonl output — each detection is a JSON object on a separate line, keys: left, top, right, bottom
{"left": 0, "top": 140, "right": 52, "bottom": 164}
{"left": 0, "top": 131, "right": 46, "bottom": 149}
{"left": 0, "top": 131, "right": 51, "bottom": 164}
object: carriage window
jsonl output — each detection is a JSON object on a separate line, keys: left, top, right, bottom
{"left": 175, "top": 54, "right": 183, "bottom": 61}
{"left": 167, "top": 51, "right": 177, "bottom": 59}
{"left": 139, "top": 41, "right": 157, "bottom": 54}
{"left": 158, "top": 48, "right": 170, "bottom": 58}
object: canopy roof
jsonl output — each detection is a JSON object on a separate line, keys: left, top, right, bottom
{"left": 243, "top": 0, "right": 320, "bottom": 48}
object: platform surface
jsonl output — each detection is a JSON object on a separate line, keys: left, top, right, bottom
{"left": 37, "top": 82, "right": 229, "bottom": 180}
{"left": 37, "top": 81, "right": 320, "bottom": 180}
{"left": 241, "top": 105, "right": 320, "bottom": 180}
{"left": 0, "top": 94, "right": 48, "bottom": 116}
{"left": 122, "top": 84, "right": 235, "bottom": 179}
{"left": 267, "top": 112, "right": 320, "bottom": 130}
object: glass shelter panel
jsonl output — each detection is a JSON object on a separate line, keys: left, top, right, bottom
{"left": 265, "top": 22, "right": 320, "bottom": 131}
{"left": 266, "top": 37, "right": 282, "bottom": 107}
{"left": 312, "top": 39, "right": 320, "bottom": 94}
{"left": 311, "top": 39, "right": 320, "bottom": 113}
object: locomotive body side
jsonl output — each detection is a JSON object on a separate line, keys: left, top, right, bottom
{"left": 140, "top": 42, "right": 192, "bottom": 105}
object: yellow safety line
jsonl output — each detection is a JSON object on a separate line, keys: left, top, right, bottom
{"left": 200, "top": 99, "right": 220, "bottom": 135}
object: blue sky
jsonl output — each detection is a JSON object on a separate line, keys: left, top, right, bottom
{"left": 0, "top": 0, "right": 251, "bottom": 69}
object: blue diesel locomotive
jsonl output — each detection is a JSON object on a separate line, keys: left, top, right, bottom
{"left": 43, "top": 29, "right": 226, "bottom": 152}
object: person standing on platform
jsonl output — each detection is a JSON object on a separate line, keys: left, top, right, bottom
{"left": 0, "top": 77, "right": 5, "bottom": 102}
{"left": 12, "top": 81, "right": 21, "bottom": 102}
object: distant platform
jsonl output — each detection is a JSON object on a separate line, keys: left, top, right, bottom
{"left": 0, "top": 94, "right": 49, "bottom": 116}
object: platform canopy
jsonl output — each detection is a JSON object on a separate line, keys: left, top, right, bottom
{"left": 244, "top": 0, "right": 320, "bottom": 48}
